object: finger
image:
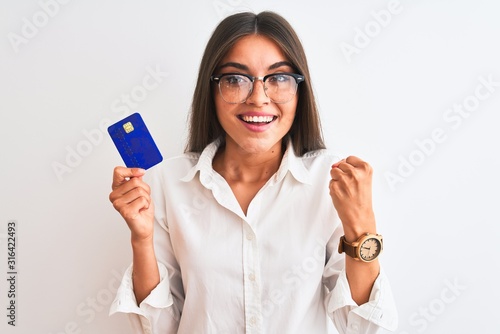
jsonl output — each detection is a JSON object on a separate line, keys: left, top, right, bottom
{"left": 112, "top": 167, "right": 146, "bottom": 189}
{"left": 333, "top": 156, "right": 372, "bottom": 175}
{"left": 330, "top": 158, "right": 346, "bottom": 179}
{"left": 117, "top": 196, "right": 151, "bottom": 222}
{"left": 331, "top": 158, "right": 345, "bottom": 169}
{"left": 330, "top": 167, "right": 343, "bottom": 180}
{"left": 109, "top": 177, "right": 151, "bottom": 203}
{"left": 111, "top": 187, "right": 151, "bottom": 219}
{"left": 336, "top": 161, "right": 354, "bottom": 174}
{"left": 346, "top": 156, "right": 373, "bottom": 177}
{"left": 112, "top": 185, "right": 151, "bottom": 207}
{"left": 345, "top": 156, "right": 369, "bottom": 169}
{"left": 331, "top": 160, "right": 355, "bottom": 176}
{"left": 329, "top": 177, "right": 348, "bottom": 198}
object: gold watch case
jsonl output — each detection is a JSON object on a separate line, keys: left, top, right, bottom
{"left": 338, "top": 233, "right": 383, "bottom": 262}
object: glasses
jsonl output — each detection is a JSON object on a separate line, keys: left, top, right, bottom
{"left": 210, "top": 72, "right": 305, "bottom": 104}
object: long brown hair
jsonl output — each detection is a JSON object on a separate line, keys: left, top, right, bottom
{"left": 185, "top": 11, "right": 325, "bottom": 156}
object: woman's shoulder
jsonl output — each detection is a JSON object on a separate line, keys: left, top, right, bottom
{"left": 167, "top": 151, "right": 202, "bottom": 164}
{"left": 145, "top": 152, "right": 202, "bottom": 184}
{"left": 300, "top": 148, "right": 344, "bottom": 168}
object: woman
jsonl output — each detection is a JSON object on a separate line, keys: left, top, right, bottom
{"left": 109, "top": 11, "right": 397, "bottom": 334}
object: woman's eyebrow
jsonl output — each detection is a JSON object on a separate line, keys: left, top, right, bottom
{"left": 217, "top": 61, "right": 294, "bottom": 72}
{"left": 268, "top": 61, "right": 294, "bottom": 70}
{"left": 218, "top": 62, "right": 249, "bottom": 71}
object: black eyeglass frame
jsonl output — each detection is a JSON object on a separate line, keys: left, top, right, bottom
{"left": 210, "top": 72, "right": 305, "bottom": 104}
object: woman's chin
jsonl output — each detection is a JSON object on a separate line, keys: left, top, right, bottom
{"left": 228, "top": 137, "right": 282, "bottom": 156}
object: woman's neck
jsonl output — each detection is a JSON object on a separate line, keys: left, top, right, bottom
{"left": 213, "top": 138, "right": 284, "bottom": 184}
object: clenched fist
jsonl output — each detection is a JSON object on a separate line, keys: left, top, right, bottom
{"left": 329, "top": 156, "right": 377, "bottom": 241}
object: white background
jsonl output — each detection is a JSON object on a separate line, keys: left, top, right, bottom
{"left": 1, "top": 0, "right": 499, "bottom": 333}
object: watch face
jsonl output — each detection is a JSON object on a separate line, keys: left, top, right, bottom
{"left": 359, "top": 237, "right": 382, "bottom": 262}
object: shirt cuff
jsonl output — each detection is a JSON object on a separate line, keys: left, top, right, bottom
{"left": 109, "top": 262, "right": 173, "bottom": 316}
{"left": 327, "top": 268, "right": 398, "bottom": 331}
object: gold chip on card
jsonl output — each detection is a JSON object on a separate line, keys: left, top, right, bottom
{"left": 123, "top": 122, "right": 134, "bottom": 133}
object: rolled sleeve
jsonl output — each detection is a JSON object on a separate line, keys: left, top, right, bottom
{"left": 109, "top": 263, "right": 179, "bottom": 334}
{"left": 327, "top": 268, "right": 398, "bottom": 333}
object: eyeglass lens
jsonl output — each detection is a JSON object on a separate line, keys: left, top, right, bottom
{"left": 218, "top": 74, "right": 299, "bottom": 104}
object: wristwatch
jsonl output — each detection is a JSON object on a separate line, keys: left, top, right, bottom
{"left": 338, "top": 233, "right": 383, "bottom": 262}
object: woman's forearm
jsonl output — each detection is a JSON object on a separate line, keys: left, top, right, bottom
{"left": 345, "top": 257, "right": 380, "bottom": 305}
{"left": 131, "top": 236, "right": 160, "bottom": 305}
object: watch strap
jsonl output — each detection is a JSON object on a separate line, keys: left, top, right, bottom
{"left": 338, "top": 235, "right": 358, "bottom": 259}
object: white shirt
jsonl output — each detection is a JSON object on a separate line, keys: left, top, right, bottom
{"left": 109, "top": 138, "right": 398, "bottom": 334}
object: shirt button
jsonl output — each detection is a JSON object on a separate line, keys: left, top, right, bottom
{"left": 250, "top": 316, "right": 257, "bottom": 325}
{"left": 249, "top": 273, "right": 255, "bottom": 281}
{"left": 350, "top": 323, "right": 359, "bottom": 331}
{"left": 246, "top": 233, "right": 254, "bottom": 240}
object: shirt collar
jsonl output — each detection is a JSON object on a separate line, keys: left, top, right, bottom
{"left": 180, "top": 138, "right": 221, "bottom": 183}
{"left": 180, "top": 137, "right": 312, "bottom": 185}
{"left": 273, "top": 138, "right": 312, "bottom": 185}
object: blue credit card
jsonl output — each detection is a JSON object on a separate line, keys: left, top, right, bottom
{"left": 107, "top": 112, "right": 163, "bottom": 169}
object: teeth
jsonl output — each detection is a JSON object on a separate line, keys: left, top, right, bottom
{"left": 241, "top": 115, "right": 274, "bottom": 123}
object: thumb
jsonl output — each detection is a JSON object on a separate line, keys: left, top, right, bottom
{"left": 332, "top": 158, "right": 346, "bottom": 169}
{"left": 112, "top": 167, "right": 146, "bottom": 188}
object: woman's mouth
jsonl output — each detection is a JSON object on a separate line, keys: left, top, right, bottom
{"left": 237, "top": 114, "right": 277, "bottom": 132}
{"left": 239, "top": 115, "right": 277, "bottom": 124}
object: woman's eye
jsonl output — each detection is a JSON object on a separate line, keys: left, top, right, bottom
{"left": 269, "top": 74, "right": 290, "bottom": 83}
{"left": 223, "top": 75, "right": 246, "bottom": 85}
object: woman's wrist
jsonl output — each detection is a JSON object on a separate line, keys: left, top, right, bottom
{"left": 341, "top": 217, "right": 377, "bottom": 243}
{"left": 131, "top": 234, "right": 154, "bottom": 250}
